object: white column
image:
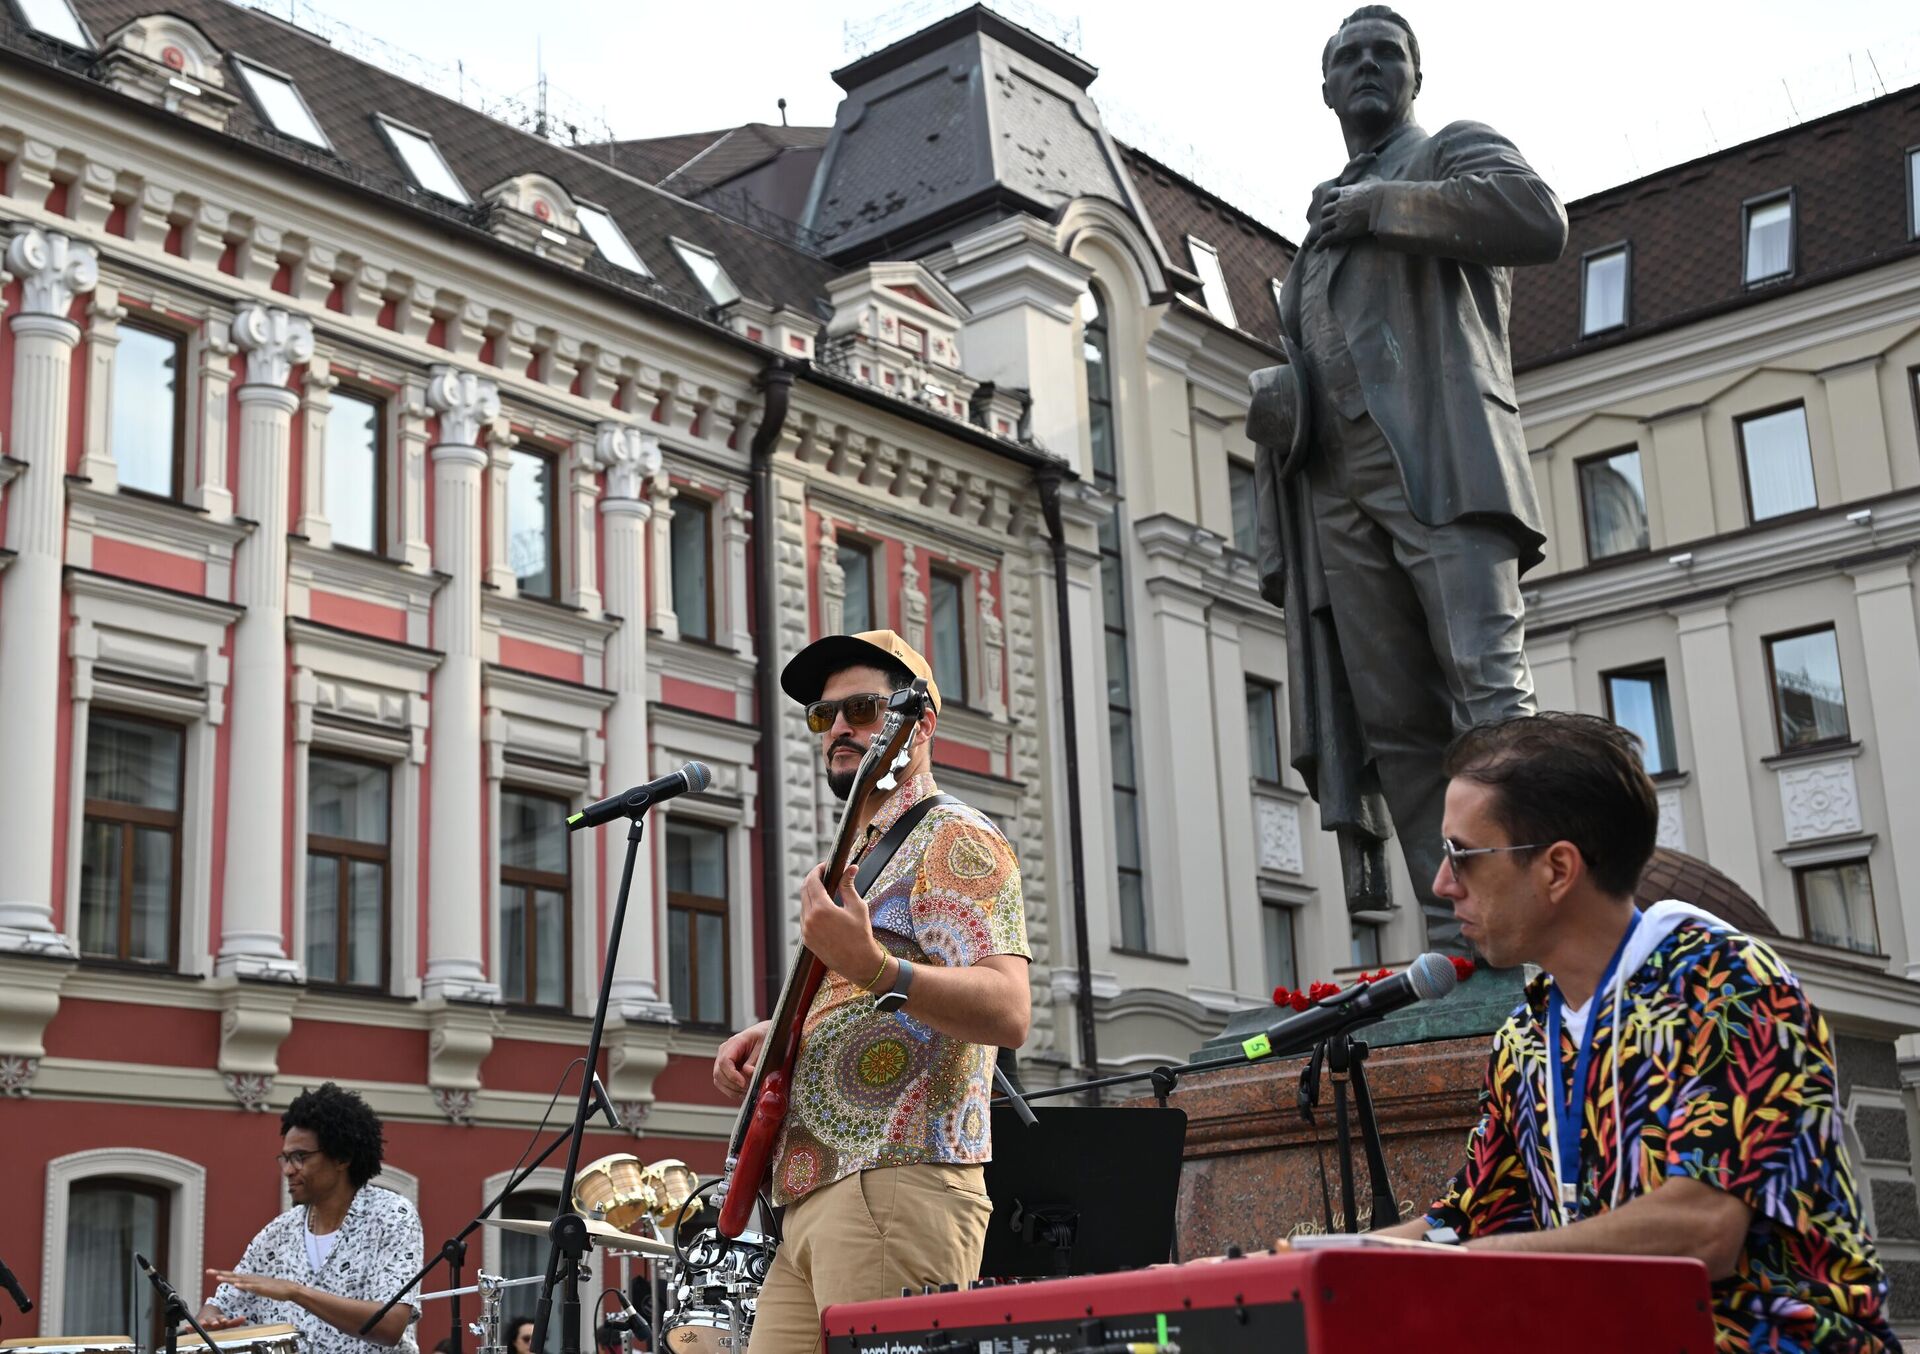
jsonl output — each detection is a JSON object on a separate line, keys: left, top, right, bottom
{"left": 0, "top": 228, "right": 96, "bottom": 954}
{"left": 1671, "top": 601, "right": 1765, "bottom": 902}
{"left": 424, "top": 366, "right": 500, "bottom": 1001}
{"left": 1850, "top": 560, "right": 1920, "bottom": 976}
{"left": 597, "top": 423, "right": 672, "bottom": 1018}
{"left": 216, "top": 304, "right": 313, "bottom": 979}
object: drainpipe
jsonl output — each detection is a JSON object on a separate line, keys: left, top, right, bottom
{"left": 1036, "top": 468, "right": 1100, "bottom": 1090}
{"left": 750, "top": 359, "right": 796, "bottom": 1017}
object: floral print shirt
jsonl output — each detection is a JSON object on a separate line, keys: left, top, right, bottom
{"left": 211, "top": 1184, "right": 423, "bottom": 1354}
{"left": 772, "top": 772, "right": 1029, "bottom": 1206}
{"left": 1428, "top": 909, "right": 1896, "bottom": 1352}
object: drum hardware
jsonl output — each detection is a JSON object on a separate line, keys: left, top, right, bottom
{"left": 415, "top": 1273, "right": 545, "bottom": 1354}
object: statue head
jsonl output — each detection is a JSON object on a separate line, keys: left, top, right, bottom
{"left": 1321, "top": 6, "right": 1421, "bottom": 145}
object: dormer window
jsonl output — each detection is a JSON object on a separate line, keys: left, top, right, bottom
{"left": 1187, "top": 236, "right": 1237, "bottom": 328}
{"left": 673, "top": 240, "right": 740, "bottom": 305}
{"left": 576, "top": 202, "right": 649, "bottom": 276}
{"left": 233, "top": 58, "right": 328, "bottom": 149}
{"left": 1581, "top": 245, "right": 1628, "bottom": 335}
{"left": 377, "top": 115, "right": 467, "bottom": 203}
{"left": 15, "top": 0, "right": 91, "bottom": 48}
{"left": 1743, "top": 193, "right": 1793, "bottom": 284}
{"left": 1270, "top": 277, "right": 1285, "bottom": 329}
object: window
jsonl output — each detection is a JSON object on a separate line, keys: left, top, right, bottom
{"left": 233, "top": 59, "right": 329, "bottom": 148}
{"left": 64, "top": 1179, "right": 167, "bottom": 1350}
{"left": 1084, "top": 285, "right": 1148, "bottom": 950}
{"left": 575, "top": 202, "right": 649, "bottom": 276}
{"left": 15, "top": 0, "right": 91, "bottom": 47}
{"left": 1227, "top": 458, "right": 1258, "bottom": 555}
{"left": 1246, "top": 679, "right": 1282, "bottom": 782}
{"left": 1744, "top": 194, "right": 1793, "bottom": 284}
{"left": 79, "top": 713, "right": 183, "bottom": 966}
{"left": 377, "top": 116, "right": 467, "bottom": 202}
{"left": 112, "top": 322, "right": 184, "bottom": 498}
{"left": 1908, "top": 148, "right": 1919, "bottom": 241}
{"left": 930, "top": 568, "right": 968, "bottom": 706}
{"left": 1796, "top": 861, "right": 1878, "bottom": 955}
{"left": 838, "top": 540, "right": 874, "bottom": 634}
{"left": 1738, "top": 405, "right": 1817, "bottom": 521}
{"left": 1577, "top": 447, "right": 1649, "bottom": 560}
{"left": 1187, "top": 236, "right": 1237, "bottom": 328}
{"left": 326, "top": 390, "right": 383, "bottom": 552}
{"left": 1581, "top": 245, "right": 1628, "bottom": 335}
{"left": 1262, "top": 902, "right": 1297, "bottom": 994}
{"left": 1767, "top": 627, "right": 1850, "bottom": 752}
{"left": 670, "top": 496, "right": 712, "bottom": 641}
{"left": 667, "top": 820, "right": 729, "bottom": 1027}
{"left": 1351, "top": 919, "right": 1384, "bottom": 969}
{"left": 507, "top": 447, "right": 557, "bottom": 600}
{"left": 499, "top": 790, "right": 569, "bottom": 1008}
{"left": 898, "top": 320, "right": 927, "bottom": 358}
{"left": 1270, "top": 277, "right": 1286, "bottom": 330}
{"left": 305, "top": 755, "right": 389, "bottom": 989}
{"left": 499, "top": 1190, "right": 563, "bottom": 1354}
{"left": 1604, "top": 666, "right": 1678, "bottom": 776}
{"left": 672, "top": 240, "right": 740, "bottom": 305}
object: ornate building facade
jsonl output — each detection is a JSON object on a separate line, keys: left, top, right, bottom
{"left": 2, "top": 0, "right": 1919, "bottom": 1341}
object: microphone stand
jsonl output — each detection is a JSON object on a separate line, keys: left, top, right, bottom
{"left": 360, "top": 1085, "right": 619, "bottom": 1347}
{"left": 531, "top": 814, "right": 649, "bottom": 1354}
{"left": 137, "top": 1253, "right": 217, "bottom": 1354}
{"left": 0, "top": 1253, "right": 32, "bottom": 1319}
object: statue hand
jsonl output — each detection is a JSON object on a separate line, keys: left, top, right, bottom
{"left": 1316, "top": 183, "right": 1377, "bottom": 246}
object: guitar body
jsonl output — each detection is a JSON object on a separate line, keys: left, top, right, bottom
{"left": 715, "top": 682, "right": 931, "bottom": 1239}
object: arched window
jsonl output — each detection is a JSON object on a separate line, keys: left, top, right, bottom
{"left": 1082, "top": 287, "right": 1149, "bottom": 951}
{"left": 43, "top": 1149, "right": 206, "bottom": 1349}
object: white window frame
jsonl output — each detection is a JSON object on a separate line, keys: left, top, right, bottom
{"left": 670, "top": 238, "right": 741, "bottom": 305}
{"left": 64, "top": 574, "right": 236, "bottom": 975}
{"left": 479, "top": 1168, "right": 595, "bottom": 1283}
{"left": 1906, "top": 145, "right": 1919, "bottom": 242}
{"left": 1580, "top": 243, "right": 1630, "bottom": 336}
{"left": 1743, "top": 191, "right": 1795, "bottom": 285}
{"left": 1269, "top": 277, "right": 1285, "bottom": 330}
{"left": 13, "top": 0, "right": 92, "bottom": 49}
{"left": 42, "top": 1149, "right": 206, "bottom": 1334}
{"left": 232, "top": 57, "right": 331, "bottom": 150}
{"left": 575, "top": 201, "right": 650, "bottom": 276}
{"left": 1186, "top": 236, "right": 1237, "bottom": 328}
{"left": 375, "top": 115, "right": 468, "bottom": 203}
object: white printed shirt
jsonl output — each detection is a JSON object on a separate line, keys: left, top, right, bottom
{"left": 210, "top": 1185, "right": 423, "bottom": 1354}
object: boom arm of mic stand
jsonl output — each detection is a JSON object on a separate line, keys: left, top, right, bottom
{"left": 137, "top": 1255, "right": 218, "bottom": 1354}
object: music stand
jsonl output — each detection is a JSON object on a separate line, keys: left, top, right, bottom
{"left": 980, "top": 1106, "right": 1186, "bottom": 1278}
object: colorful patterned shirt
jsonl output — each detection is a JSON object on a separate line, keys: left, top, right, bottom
{"left": 772, "top": 772, "right": 1029, "bottom": 1206}
{"left": 1428, "top": 903, "right": 1896, "bottom": 1353}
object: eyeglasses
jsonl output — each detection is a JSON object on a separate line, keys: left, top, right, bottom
{"left": 805, "top": 692, "right": 889, "bottom": 734}
{"left": 275, "top": 1150, "right": 320, "bottom": 1170}
{"left": 1440, "top": 836, "right": 1547, "bottom": 880}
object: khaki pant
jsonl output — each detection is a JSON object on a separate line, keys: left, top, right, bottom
{"left": 744, "top": 1162, "right": 993, "bottom": 1354}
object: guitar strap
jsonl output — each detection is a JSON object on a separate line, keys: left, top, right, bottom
{"left": 853, "top": 795, "right": 961, "bottom": 897}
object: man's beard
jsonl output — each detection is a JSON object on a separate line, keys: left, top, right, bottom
{"left": 825, "top": 740, "right": 863, "bottom": 801}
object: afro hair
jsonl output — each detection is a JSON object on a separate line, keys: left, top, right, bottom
{"left": 281, "top": 1081, "right": 386, "bottom": 1188}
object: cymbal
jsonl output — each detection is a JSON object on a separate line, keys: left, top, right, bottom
{"left": 481, "top": 1214, "right": 673, "bottom": 1258}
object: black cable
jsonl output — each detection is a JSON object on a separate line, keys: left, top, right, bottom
{"left": 501, "top": 1057, "right": 587, "bottom": 1206}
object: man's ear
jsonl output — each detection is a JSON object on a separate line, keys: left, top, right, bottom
{"left": 1541, "top": 841, "right": 1583, "bottom": 904}
{"left": 1412, "top": 69, "right": 1423, "bottom": 99}
{"left": 1322, "top": 79, "right": 1334, "bottom": 112}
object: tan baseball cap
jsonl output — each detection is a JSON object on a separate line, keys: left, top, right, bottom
{"left": 780, "top": 629, "right": 941, "bottom": 714}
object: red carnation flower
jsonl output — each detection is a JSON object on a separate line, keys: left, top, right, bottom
{"left": 1449, "top": 956, "right": 1476, "bottom": 981}
{"left": 1289, "top": 990, "right": 1312, "bottom": 1012}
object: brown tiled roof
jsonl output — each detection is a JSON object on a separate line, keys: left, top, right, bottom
{"left": 1512, "top": 83, "right": 1920, "bottom": 371}
{"left": 1635, "top": 847, "right": 1781, "bottom": 937}
{"left": 31, "top": 0, "right": 838, "bottom": 318}
{"left": 1117, "top": 143, "right": 1296, "bottom": 350}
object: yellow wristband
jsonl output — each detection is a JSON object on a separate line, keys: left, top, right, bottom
{"left": 858, "top": 950, "right": 889, "bottom": 992}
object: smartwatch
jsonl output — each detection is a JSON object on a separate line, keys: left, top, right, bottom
{"left": 876, "top": 958, "right": 915, "bottom": 1014}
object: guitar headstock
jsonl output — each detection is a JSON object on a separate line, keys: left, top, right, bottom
{"left": 846, "top": 679, "right": 930, "bottom": 804}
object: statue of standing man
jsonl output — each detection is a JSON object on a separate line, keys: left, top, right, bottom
{"left": 1248, "top": 6, "right": 1568, "bottom": 954}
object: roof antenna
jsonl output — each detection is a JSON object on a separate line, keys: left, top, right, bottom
{"left": 777, "top": 97, "right": 788, "bottom": 127}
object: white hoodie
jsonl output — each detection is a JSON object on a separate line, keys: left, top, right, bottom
{"left": 1555, "top": 898, "right": 1729, "bottom": 1041}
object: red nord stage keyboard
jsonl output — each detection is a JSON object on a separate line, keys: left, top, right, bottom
{"left": 821, "top": 1247, "right": 1715, "bottom": 1353}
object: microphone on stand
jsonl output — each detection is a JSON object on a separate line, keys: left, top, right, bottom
{"left": 1244, "top": 952, "right": 1464, "bottom": 1061}
{"left": 590, "top": 1074, "right": 621, "bottom": 1132}
{"left": 0, "top": 1254, "right": 32, "bottom": 1314}
{"left": 567, "top": 762, "right": 712, "bottom": 831}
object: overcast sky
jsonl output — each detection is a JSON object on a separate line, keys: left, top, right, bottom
{"left": 252, "top": 0, "right": 1920, "bottom": 240}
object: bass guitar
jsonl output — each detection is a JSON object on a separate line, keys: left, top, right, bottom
{"left": 715, "top": 679, "right": 933, "bottom": 1237}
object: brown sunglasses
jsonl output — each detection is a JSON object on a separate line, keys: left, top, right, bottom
{"left": 805, "top": 692, "right": 890, "bottom": 734}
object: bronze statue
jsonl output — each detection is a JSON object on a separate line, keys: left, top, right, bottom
{"left": 1248, "top": 5, "right": 1568, "bottom": 954}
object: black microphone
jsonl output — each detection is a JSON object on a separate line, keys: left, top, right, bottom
{"left": 1245, "top": 953, "right": 1463, "bottom": 1061}
{"left": 568, "top": 762, "right": 711, "bottom": 831}
{"left": 0, "top": 1253, "right": 32, "bottom": 1314}
{"left": 591, "top": 1073, "right": 620, "bottom": 1131}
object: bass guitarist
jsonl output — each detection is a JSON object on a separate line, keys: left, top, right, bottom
{"left": 712, "top": 630, "right": 1031, "bottom": 1354}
